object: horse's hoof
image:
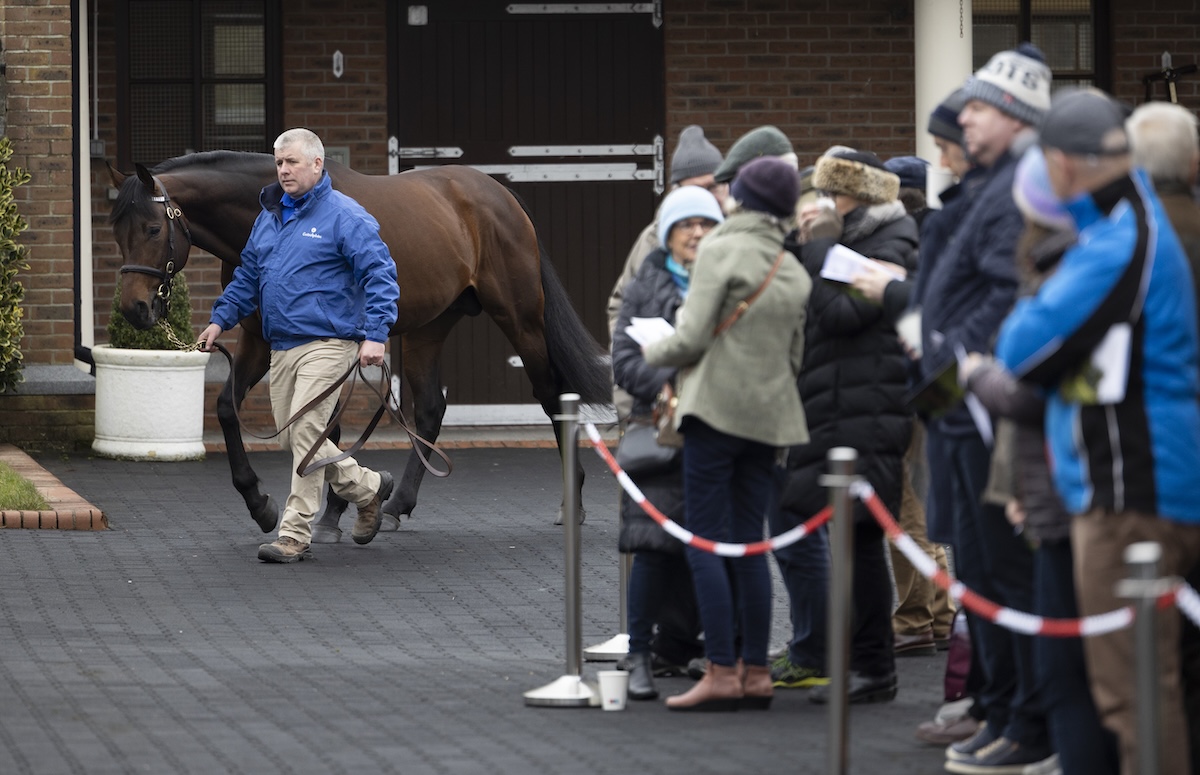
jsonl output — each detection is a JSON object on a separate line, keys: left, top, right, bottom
{"left": 554, "top": 506, "right": 586, "bottom": 526}
{"left": 378, "top": 513, "right": 404, "bottom": 532}
{"left": 253, "top": 496, "right": 280, "bottom": 534}
{"left": 311, "top": 524, "right": 342, "bottom": 544}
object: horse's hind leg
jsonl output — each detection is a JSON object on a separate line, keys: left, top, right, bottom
{"left": 215, "top": 327, "right": 279, "bottom": 533}
{"left": 383, "top": 317, "right": 458, "bottom": 521}
{"left": 311, "top": 411, "right": 350, "bottom": 543}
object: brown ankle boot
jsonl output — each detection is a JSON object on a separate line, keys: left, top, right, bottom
{"left": 665, "top": 661, "right": 742, "bottom": 712}
{"left": 740, "top": 663, "right": 773, "bottom": 709}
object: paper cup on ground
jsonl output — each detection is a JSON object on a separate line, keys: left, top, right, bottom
{"left": 597, "top": 670, "right": 629, "bottom": 711}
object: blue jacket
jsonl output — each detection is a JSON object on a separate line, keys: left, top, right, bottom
{"left": 211, "top": 173, "right": 399, "bottom": 350}
{"left": 918, "top": 151, "right": 1022, "bottom": 437}
{"left": 996, "top": 170, "right": 1200, "bottom": 524}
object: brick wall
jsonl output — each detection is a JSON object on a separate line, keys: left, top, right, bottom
{"left": 1110, "top": 1, "right": 1200, "bottom": 113}
{"left": 88, "top": 0, "right": 390, "bottom": 360}
{"left": 662, "top": 2, "right": 917, "bottom": 169}
{"left": 3, "top": 0, "right": 76, "bottom": 366}
{"left": 83, "top": 0, "right": 390, "bottom": 433}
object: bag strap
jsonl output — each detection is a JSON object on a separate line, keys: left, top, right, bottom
{"left": 712, "top": 249, "right": 787, "bottom": 336}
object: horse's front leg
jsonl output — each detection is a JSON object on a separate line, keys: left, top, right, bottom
{"left": 215, "top": 330, "right": 278, "bottom": 533}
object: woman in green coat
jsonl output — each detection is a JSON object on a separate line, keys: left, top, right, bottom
{"left": 644, "top": 157, "right": 812, "bottom": 711}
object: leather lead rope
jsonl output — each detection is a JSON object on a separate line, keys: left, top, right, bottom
{"left": 206, "top": 342, "right": 452, "bottom": 479}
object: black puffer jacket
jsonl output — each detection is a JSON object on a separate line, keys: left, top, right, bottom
{"left": 612, "top": 249, "right": 686, "bottom": 554}
{"left": 779, "top": 201, "right": 918, "bottom": 520}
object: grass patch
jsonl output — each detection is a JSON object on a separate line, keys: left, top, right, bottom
{"left": 0, "top": 461, "right": 50, "bottom": 510}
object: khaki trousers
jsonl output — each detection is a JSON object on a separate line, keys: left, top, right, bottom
{"left": 1073, "top": 508, "right": 1200, "bottom": 775}
{"left": 891, "top": 422, "right": 956, "bottom": 636}
{"left": 270, "top": 339, "right": 380, "bottom": 544}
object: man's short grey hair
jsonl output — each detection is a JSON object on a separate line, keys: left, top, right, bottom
{"left": 1126, "top": 102, "right": 1199, "bottom": 186}
{"left": 274, "top": 128, "right": 325, "bottom": 162}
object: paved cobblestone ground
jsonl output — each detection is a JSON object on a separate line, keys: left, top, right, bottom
{"left": 1, "top": 447, "right": 951, "bottom": 774}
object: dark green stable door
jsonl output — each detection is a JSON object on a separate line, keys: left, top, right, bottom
{"left": 391, "top": 2, "right": 664, "bottom": 416}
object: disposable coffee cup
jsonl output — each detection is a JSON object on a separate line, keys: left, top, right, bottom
{"left": 597, "top": 670, "right": 629, "bottom": 711}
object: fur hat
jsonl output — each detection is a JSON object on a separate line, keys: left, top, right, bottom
{"left": 1040, "top": 87, "right": 1130, "bottom": 157}
{"left": 713, "top": 126, "right": 795, "bottom": 183}
{"left": 928, "top": 88, "right": 968, "bottom": 146}
{"left": 813, "top": 149, "right": 900, "bottom": 205}
{"left": 1012, "top": 146, "right": 1074, "bottom": 232}
{"left": 962, "top": 43, "right": 1052, "bottom": 126}
{"left": 730, "top": 157, "right": 801, "bottom": 219}
{"left": 656, "top": 185, "right": 725, "bottom": 250}
{"left": 670, "top": 125, "right": 724, "bottom": 185}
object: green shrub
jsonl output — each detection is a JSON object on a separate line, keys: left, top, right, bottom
{"left": 0, "top": 137, "right": 31, "bottom": 394}
{"left": 107, "top": 272, "right": 195, "bottom": 350}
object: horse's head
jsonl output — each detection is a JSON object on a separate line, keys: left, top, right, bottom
{"left": 108, "top": 163, "right": 193, "bottom": 329}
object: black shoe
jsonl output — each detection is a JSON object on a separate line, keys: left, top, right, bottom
{"left": 617, "top": 651, "right": 686, "bottom": 678}
{"left": 809, "top": 671, "right": 897, "bottom": 705}
{"left": 625, "top": 651, "right": 659, "bottom": 700}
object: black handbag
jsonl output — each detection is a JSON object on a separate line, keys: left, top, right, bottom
{"left": 615, "top": 420, "right": 680, "bottom": 476}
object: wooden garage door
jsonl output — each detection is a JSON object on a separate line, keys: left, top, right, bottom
{"left": 389, "top": 2, "right": 664, "bottom": 408}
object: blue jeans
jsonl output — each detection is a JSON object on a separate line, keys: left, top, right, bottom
{"left": 945, "top": 430, "right": 1046, "bottom": 747}
{"left": 768, "top": 509, "right": 830, "bottom": 670}
{"left": 1033, "top": 540, "right": 1117, "bottom": 775}
{"left": 681, "top": 419, "right": 778, "bottom": 668}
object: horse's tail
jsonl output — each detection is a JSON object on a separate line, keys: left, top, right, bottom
{"left": 508, "top": 188, "right": 613, "bottom": 407}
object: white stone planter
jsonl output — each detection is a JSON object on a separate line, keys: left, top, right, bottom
{"left": 92, "top": 344, "right": 211, "bottom": 461}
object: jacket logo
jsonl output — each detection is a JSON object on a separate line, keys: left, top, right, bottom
{"left": 300, "top": 226, "right": 324, "bottom": 240}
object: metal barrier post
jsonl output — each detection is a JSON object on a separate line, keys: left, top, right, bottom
{"left": 524, "top": 393, "right": 598, "bottom": 707}
{"left": 820, "top": 447, "right": 858, "bottom": 775}
{"left": 1122, "top": 541, "right": 1163, "bottom": 774}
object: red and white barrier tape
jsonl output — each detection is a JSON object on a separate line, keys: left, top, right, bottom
{"left": 582, "top": 422, "right": 831, "bottom": 557}
{"left": 582, "top": 422, "right": 1200, "bottom": 636}
{"left": 851, "top": 480, "right": 1189, "bottom": 637}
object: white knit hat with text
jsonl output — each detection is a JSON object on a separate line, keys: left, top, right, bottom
{"left": 962, "top": 43, "right": 1052, "bottom": 127}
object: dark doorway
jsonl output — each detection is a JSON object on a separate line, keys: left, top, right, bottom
{"left": 389, "top": 2, "right": 664, "bottom": 408}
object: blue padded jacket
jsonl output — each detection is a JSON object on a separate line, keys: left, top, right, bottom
{"left": 996, "top": 169, "right": 1200, "bottom": 524}
{"left": 211, "top": 172, "right": 399, "bottom": 350}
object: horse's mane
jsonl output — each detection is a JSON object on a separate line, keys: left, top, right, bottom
{"left": 109, "top": 150, "right": 272, "bottom": 225}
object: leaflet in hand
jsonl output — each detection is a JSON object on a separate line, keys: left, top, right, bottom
{"left": 819, "top": 243, "right": 905, "bottom": 285}
{"left": 625, "top": 316, "right": 676, "bottom": 346}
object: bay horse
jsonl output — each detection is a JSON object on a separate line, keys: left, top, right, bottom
{"left": 108, "top": 151, "right": 612, "bottom": 536}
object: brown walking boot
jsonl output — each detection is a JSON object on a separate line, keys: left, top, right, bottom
{"left": 352, "top": 471, "right": 394, "bottom": 545}
{"left": 740, "top": 663, "right": 773, "bottom": 710}
{"left": 257, "top": 535, "right": 313, "bottom": 563}
{"left": 665, "top": 661, "right": 742, "bottom": 712}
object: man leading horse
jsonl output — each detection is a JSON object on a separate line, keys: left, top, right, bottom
{"left": 199, "top": 127, "right": 398, "bottom": 563}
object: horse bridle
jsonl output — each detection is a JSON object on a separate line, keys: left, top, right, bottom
{"left": 118, "top": 175, "right": 193, "bottom": 314}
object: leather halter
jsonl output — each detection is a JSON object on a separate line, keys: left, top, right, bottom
{"left": 119, "top": 175, "right": 193, "bottom": 313}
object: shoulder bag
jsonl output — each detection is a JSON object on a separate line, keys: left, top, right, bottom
{"left": 653, "top": 249, "right": 788, "bottom": 448}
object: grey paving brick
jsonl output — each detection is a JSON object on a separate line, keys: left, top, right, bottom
{"left": 0, "top": 448, "right": 955, "bottom": 774}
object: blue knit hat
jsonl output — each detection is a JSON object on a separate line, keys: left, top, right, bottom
{"left": 656, "top": 185, "right": 724, "bottom": 250}
{"left": 884, "top": 156, "right": 930, "bottom": 193}
{"left": 928, "top": 87, "right": 969, "bottom": 146}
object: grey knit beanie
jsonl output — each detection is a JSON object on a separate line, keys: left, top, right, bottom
{"left": 670, "top": 125, "right": 724, "bottom": 185}
{"left": 713, "top": 126, "right": 794, "bottom": 183}
{"left": 961, "top": 43, "right": 1052, "bottom": 126}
